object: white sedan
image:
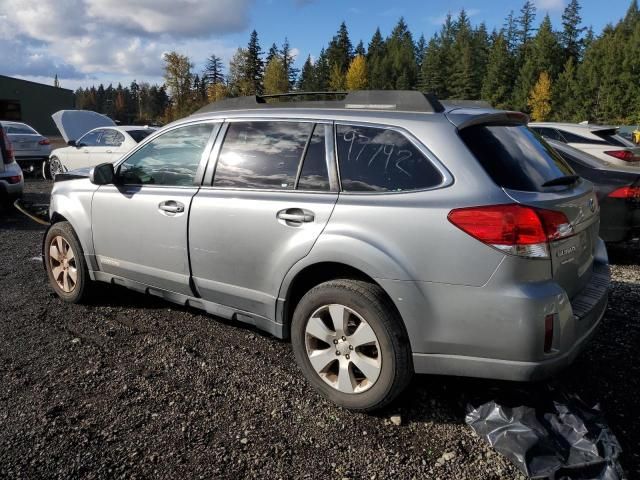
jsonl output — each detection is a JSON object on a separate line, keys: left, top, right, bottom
{"left": 45, "top": 110, "right": 156, "bottom": 178}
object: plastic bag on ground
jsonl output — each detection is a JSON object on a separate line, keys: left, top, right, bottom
{"left": 465, "top": 385, "right": 625, "bottom": 479}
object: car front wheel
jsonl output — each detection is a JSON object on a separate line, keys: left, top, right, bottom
{"left": 44, "top": 221, "right": 92, "bottom": 303}
{"left": 291, "top": 279, "right": 413, "bottom": 411}
{"left": 43, "top": 156, "right": 64, "bottom": 179}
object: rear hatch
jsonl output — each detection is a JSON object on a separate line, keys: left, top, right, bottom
{"left": 452, "top": 112, "right": 599, "bottom": 299}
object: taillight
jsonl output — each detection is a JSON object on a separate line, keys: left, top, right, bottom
{"left": 7, "top": 174, "right": 22, "bottom": 184}
{"left": 604, "top": 150, "right": 640, "bottom": 162}
{"left": 608, "top": 185, "right": 640, "bottom": 199}
{"left": 448, "top": 204, "right": 574, "bottom": 258}
{"left": 38, "top": 138, "right": 51, "bottom": 145}
{"left": 1, "top": 128, "right": 14, "bottom": 164}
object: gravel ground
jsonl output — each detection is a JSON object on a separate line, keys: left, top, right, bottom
{"left": 1, "top": 179, "right": 638, "bottom": 479}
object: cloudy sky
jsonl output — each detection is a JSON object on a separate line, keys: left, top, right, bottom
{"left": 0, "top": 0, "right": 633, "bottom": 90}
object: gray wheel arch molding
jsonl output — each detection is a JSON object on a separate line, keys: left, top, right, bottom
{"left": 275, "top": 233, "right": 416, "bottom": 338}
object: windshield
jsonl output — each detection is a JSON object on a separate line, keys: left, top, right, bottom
{"left": 128, "top": 129, "right": 155, "bottom": 143}
{"left": 459, "top": 125, "right": 575, "bottom": 192}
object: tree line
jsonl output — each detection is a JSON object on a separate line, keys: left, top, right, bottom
{"left": 75, "top": 0, "right": 640, "bottom": 125}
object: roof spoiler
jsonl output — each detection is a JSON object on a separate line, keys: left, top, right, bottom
{"left": 446, "top": 111, "right": 529, "bottom": 130}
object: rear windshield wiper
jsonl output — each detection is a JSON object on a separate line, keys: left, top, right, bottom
{"left": 541, "top": 175, "right": 580, "bottom": 187}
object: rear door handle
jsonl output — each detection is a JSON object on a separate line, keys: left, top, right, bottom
{"left": 158, "top": 200, "right": 185, "bottom": 214}
{"left": 277, "top": 208, "right": 315, "bottom": 224}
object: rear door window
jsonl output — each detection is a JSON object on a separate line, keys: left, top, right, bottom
{"left": 213, "top": 121, "right": 312, "bottom": 190}
{"left": 459, "top": 125, "right": 575, "bottom": 192}
{"left": 336, "top": 124, "right": 443, "bottom": 192}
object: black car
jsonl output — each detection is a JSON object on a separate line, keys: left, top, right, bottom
{"left": 547, "top": 139, "right": 640, "bottom": 245}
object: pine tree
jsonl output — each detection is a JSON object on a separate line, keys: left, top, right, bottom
{"left": 298, "top": 55, "right": 317, "bottom": 91}
{"left": 503, "top": 11, "right": 519, "bottom": 54}
{"left": 481, "top": 33, "right": 514, "bottom": 108}
{"left": 245, "top": 30, "right": 264, "bottom": 95}
{"left": 263, "top": 57, "right": 289, "bottom": 94}
{"left": 327, "top": 21, "right": 353, "bottom": 75}
{"left": 415, "top": 34, "right": 427, "bottom": 68}
{"left": 417, "top": 36, "right": 445, "bottom": 96}
{"left": 280, "top": 38, "right": 299, "bottom": 89}
{"left": 528, "top": 71, "right": 552, "bottom": 121}
{"left": 266, "top": 43, "right": 280, "bottom": 65}
{"left": 385, "top": 17, "right": 417, "bottom": 89}
{"left": 53, "top": 74, "right": 60, "bottom": 88}
{"left": 553, "top": 57, "right": 581, "bottom": 121}
{"left": 561, "top": 0, "right": 586, "bottom": 62}
{"left": 314, "top": 48, "right": 330, "bottom": 91}
{"left": 512, "top": 14, "right": 562, "bottom": 111}
{"left": 355, "top": 40, "right": 366, "bottom": 56}
{"left": 450, "top": 10, "right": 478, "bottom": 98}
{"left": 345, "top": 55, "right": 368, "bottom": 90}
{"left": 204, "top": 54, "right": 225, "bottom": 85}
{"left": 367, "top": 28, "right": 388, "bottom": 88}
{"left": 517, "top": 1, "right": 537, "bottom": 51}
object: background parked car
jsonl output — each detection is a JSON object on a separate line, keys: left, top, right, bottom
{"left": 0, "top": 123, "right": 24, "bottom": 204}
{"left": 530, "top": 122, "right": 640, "bottom": 166}
{"left": 546, "top": 139, "right": 640, "bottom": 245}
{"left": 45, "top": 110, "right": 156, "bottom": 178}
{"left": 2, "top": 121, "right": 51, "bottom": 175}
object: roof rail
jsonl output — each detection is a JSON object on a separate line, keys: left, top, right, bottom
{"left": 193, "top": 90, "right": 444, "bottom": 115}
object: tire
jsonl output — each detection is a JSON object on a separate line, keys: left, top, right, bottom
{"left": 291, "top": 279, "right": 413, "bottom": 411}
{"left": 44, "top": 156, "right": 63, "bottom": 179}
{"left": 44, "top": 221, "right": 93, "bottom": 303}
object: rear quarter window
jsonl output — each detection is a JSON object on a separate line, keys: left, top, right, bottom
{"left": 336, "top": 124, "right": 443, "bottom": 192}
{"left": 459, "top": 125, "right": 575, "bottom": 192}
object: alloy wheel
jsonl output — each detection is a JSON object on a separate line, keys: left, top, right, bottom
{"left": 304, "top": 303, "right": 382, "bottom": 394}
{"left": 48, "top": 235, "right": 78, "bottom": 293}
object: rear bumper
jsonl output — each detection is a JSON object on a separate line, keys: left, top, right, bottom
{"left": 412, "top": 277, "right": 607, "bottom": 381}
{"left": 379, "top": 240, "right": 611, "bottom": 382}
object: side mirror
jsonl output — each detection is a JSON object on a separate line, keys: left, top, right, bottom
{"left": 90, "top": 162, "right": 115, "bottom": 185}
{"left": 67, "top": 140, "right": 77, "bottom": 147}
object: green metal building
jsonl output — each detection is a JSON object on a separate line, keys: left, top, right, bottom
{"left": 0, "top": 75, "right": 75, "bottom": 136}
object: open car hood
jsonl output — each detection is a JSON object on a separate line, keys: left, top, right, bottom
{"left": 52, "top": 110, "right": 116, "bottom": 143}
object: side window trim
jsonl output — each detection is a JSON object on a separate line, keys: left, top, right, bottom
{"left": 333, "top": 120, "right": 453, "bottom": 194}
{"left": 114, "top": 120, "right": 221, "bottom": 188}
{"left": 293, "top": 125, "right": 316, "bottom": 190}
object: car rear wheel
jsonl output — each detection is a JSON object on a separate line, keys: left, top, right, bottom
{"left": 291, "top": 279, "right": 413, "bottom": 411}
{"left": 44, "top": 221, "right": 92, "bottom": 303}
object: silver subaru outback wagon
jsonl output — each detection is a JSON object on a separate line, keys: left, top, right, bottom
{"left": 43, "top": 91, "right": 610, "bottom": 411}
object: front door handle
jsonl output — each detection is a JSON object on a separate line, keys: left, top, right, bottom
{"left": 277, "top": 208, "right": 315, "bottom": 224}
{"left": 158, "top": 200, "right": 185, "bottom": 214}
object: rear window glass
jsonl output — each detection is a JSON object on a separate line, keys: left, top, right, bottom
{"left": 128, "top": 129, "right": 154, "bottom": 143}
{"left": 6, "top": 124, "right": 36, "bottom": 134}
{"left": 592, "top": 130, "right": 634, "bottom": 148}
{"left": 459, "top": 125, "right": 575, "bottom": 192}
{"left": 558, "top": 130, "right": 607, "bottom": 145}
{"left": 336, "top": 125, "right": 443, "bottom": 192}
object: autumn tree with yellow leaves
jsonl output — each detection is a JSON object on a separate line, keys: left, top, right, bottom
{"left": 345, "top": 55, "right": 368, "bottom": 90}
{"left": 528, "top": 71, "right": 552, "bottom": 121}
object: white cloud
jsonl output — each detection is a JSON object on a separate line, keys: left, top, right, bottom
{"left": 0, "top": 0, "right": 253, "bottom": 84}
{"left": 534, "top": 0, "right": 565, "bottom": 11}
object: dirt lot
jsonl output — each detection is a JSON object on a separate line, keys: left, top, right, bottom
{"left": 1, "top": 179, "right": 639, "bottom": 479}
